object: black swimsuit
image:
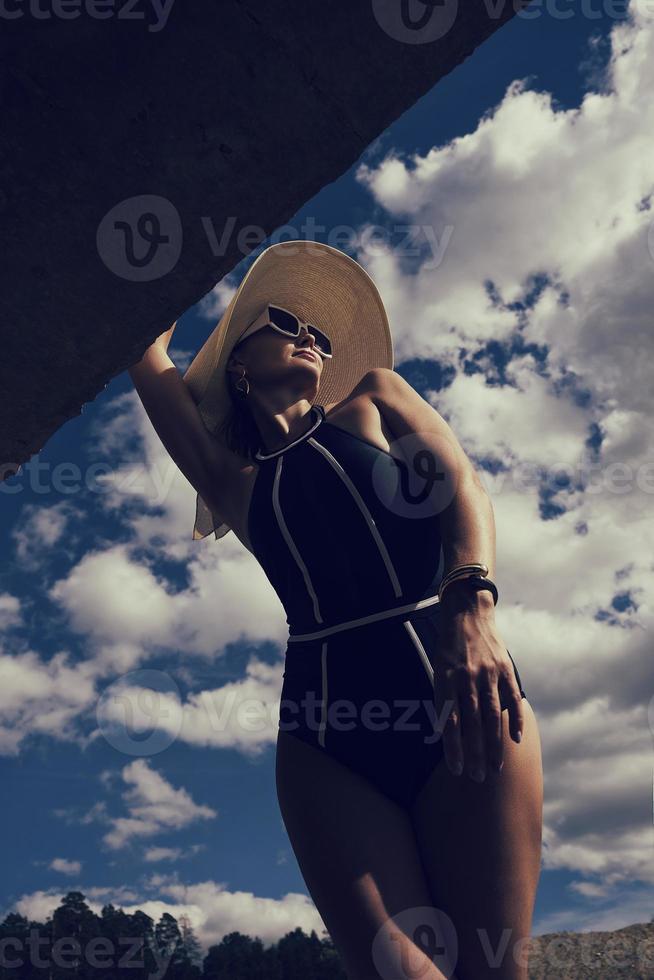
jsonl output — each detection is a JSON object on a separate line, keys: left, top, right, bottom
{"left": 248, "top": 404, "right": 527, "bottom": 809}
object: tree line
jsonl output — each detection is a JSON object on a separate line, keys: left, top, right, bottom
{"left": 0, "top": 891, "right": 347, "bottom": 979}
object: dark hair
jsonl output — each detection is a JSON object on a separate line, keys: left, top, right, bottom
{"left": 217, "top": 338, "right": 322, "bottom": 460}
{"left": 216, "top": 349, "right": 262, "bottom": 460}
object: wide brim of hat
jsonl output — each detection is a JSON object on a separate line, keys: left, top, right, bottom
{"left": 182, "top": 239, "right": 394, "bottom": 539}
{"left": 183, "top": 240, "right": 394, "bottom": 434}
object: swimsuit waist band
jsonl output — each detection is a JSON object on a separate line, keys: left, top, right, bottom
{"left": 287, "top": 592, "right": 441, "bottom": 643}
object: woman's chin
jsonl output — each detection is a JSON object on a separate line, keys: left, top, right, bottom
{"left": 291, "top": 352, "right": 321, "bottom": 370}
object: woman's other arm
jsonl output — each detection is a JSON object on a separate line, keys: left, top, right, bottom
{"left": 363, "top": 367, "right": 524, "bottom": 778}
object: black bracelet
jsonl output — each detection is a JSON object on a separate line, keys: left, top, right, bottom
{"left": 441, "top": 575, "right": 499, "bottom": 606}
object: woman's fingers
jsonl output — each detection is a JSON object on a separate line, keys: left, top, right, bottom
{"left": 461, "top": 660, "right": 523, "bottom": 779}
{"left": 503, "top": 668, "right": 526, "bottom": 745}
{"left": 435, "top": 670, "right": 464, "bottom": 775}
{"left": 435, "top": 650, "right": 525, "bottom": 780}
{"left": 479, "top": 676, "right": 504, "bottom": 774}
{"left": 458, "top": 671, "right": 487, "bottom": 782}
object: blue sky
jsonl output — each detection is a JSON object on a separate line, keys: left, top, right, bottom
{"left": 2, "top": 1, "right": 653, "bottom": 953}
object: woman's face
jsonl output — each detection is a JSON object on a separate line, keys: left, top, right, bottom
{"left": 228, "top": 325, "right": 326, "bottom": 395}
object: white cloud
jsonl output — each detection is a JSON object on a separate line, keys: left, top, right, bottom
{"left": 49, "top": 858, "right": 82, "bottom": 876}
{"left": 101, "top": 758, "right": 217, "bottom": 851}
{"left": 12, "top": 885, "right": 141, "bottom": 925}
{"left": 52, "top": 800, "right": 110, "bottom": 828}
{"left": 12, "top": 890, "right": 70, "bottom": 926}
{"left": 0, "top": 649, "right": 96, "bottom": 756}
{"left": 87, "top": 655, "right": 282, "bottom": 757}
{"left": 12, "top": 879, "right": 325, "bottom": 954}
{"left": 4, "top": 0, "right": 654, "bottom": 936}
{"left": 47, "top": 535, "right": 286, "bottom": 669}
{"left": 196, "top": 276, "right": 239, "bottom": 322}
{"left": 428, "top": 367, "right": 588, "bottom": 471}
{"left": 49, "top": 544, "right": 177, "bottom": 646}
{"left": 0, "top": 593, "right": 22, "bottom": 631}
{"left": 130, "top": 877, "right": 325, "bottom": 950}
{"left": 11, "top": 503, "right": 72, "bottom": 568}
{"left": 178, "top": 657, "right": 282, "bottom": 754}
{"left": 143, "top": 844, "right": 204, "bottom": 863}
{"left": 347, "top": 2, "right": 654, "bottom": 925}
{"left": 1, "top": 522, "right": 287, "bottom": 757}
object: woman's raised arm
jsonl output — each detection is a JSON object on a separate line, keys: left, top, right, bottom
{"left": 128, "top": 323, "right": 235, "bottom": 522}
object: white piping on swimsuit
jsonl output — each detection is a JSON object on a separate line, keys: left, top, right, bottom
{"left": 307, "top": 437, "right": 403, "bottom": 599}
{"left": 272, "top": 455, "right": 323, "bottom": 623}
{"left": 403, "top": 620, "right": 435, "bottom": 685}
{"left": 287, "top": 591, "right": 441, "bottom": 643}
{"left": 254, "top": 405, "right": 324, "bottom": 461}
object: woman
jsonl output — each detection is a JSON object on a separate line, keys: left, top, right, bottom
{"left": 129, "top": 241, "right": 543, "bottom": 980}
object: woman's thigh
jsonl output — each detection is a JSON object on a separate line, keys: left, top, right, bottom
{"left": 276, "top": 730, "right": 462, "bottom": 980}
{"left": 409, "top": 699, "right": 543, "bottom": 980}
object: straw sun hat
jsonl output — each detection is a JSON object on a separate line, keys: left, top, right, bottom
{"left": 182, "top": 239, "right": 394, "bottom": 541}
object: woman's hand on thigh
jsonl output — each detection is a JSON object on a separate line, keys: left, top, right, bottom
{"left": 433, "top": 608, "right": 525, "bottom": 781}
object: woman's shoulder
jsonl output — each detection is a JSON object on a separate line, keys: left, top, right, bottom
{"left": 320, "top": 367, "right": 399, "bottom": 415}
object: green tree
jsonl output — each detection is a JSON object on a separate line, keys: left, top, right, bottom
{"left": 0, "top": 912, "right": 31, "bottom": 980}
{"left": 203, "top": 931, "right": 268, "bottom": 980}
{"left": 49, "top": 891, "right": 103, "bottom": 980}
{"left": 274, "top": 927, "right": 346, "bottom": 980}
{"left": 154, "top": 911, "right": 203, "bottom": 979}
{"left": 178, "top": 913, "right": 203, "bottom": 970}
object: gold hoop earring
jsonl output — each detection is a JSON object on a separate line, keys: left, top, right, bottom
{"left": 235, "top": 368, "right": 250, "bottom": 397}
